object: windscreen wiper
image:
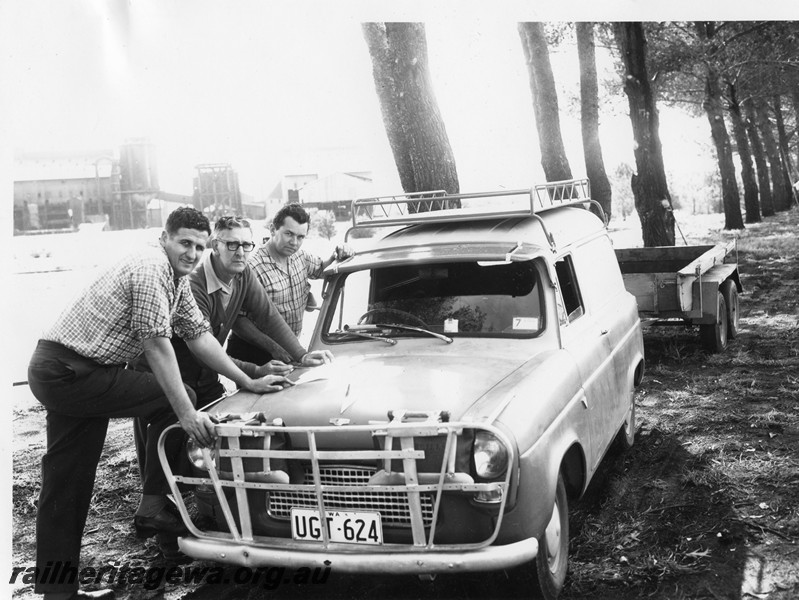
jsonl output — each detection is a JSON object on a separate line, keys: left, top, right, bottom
{"left": 339, "top": 325, "right": 397, "bottom": 345}
{"left": 373, "top": 323, "right": 453, "bottom": 344}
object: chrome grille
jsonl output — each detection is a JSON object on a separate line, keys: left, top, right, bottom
{"left": 268, "top": 465, "right": 435, "bottom": 527}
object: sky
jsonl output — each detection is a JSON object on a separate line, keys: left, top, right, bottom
{"left": 4, "top": 0, "right": 794, "bottom": 205}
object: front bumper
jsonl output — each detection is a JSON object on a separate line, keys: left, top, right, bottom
{"left": 158, "top": 412, "right": 519, "bottom": 571}
{"left": 178, "top": 535, "right": 538, "bottom": 573}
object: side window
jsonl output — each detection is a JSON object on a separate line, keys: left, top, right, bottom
{"left": 554, "top": 255, "right": 584, "bottom": 324}
{"left": 572, "top": 235, "right": 626, "bottom": 312}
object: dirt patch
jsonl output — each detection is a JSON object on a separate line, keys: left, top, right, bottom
{"left": 11, "top": 208, "right": 799, "bottom": 600}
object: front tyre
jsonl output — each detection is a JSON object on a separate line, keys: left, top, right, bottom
{"left": 533, "top": 473, "right": 569, "bottom": 599}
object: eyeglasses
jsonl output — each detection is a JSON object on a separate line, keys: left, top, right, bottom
{"left": 218, "top": 239, "right": 255, "bottom": 252}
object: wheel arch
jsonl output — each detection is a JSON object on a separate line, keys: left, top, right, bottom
{"left": 633, "top": 357, "right": 645, "bottom": 387}
{"left": 560, "top": 442, "right": 587, "bottom": 500}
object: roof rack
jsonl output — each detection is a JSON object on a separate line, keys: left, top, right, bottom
{"left": 350, "top": 178, "right": 601, "bottom": 229}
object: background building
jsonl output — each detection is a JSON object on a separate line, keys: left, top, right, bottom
{"left": 13, "top": 139, "right": 169, "bottom": 234}
{"left": 13, "top": 140, "right": 373, "bottom": 234}
{"left": 257, "top": 171, "right": 373, "bottom": 222}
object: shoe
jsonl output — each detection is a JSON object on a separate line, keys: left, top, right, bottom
{"left": 156, "top": 532, "right": 193, "bottom": 565}
{"left": 134, "top": 506, "right": 188, "bottom": 538}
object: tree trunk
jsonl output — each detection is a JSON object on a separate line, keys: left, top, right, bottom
{"left": 518, "top": 22, "right": 573, "bottom": 182}
{"left": 793, "top": 90, "right": 799, "bottom": 176}
{"left": 613, "top": 22, "right": 675, "bottom": 247}
{"left": 362, "top": 23, "right": 460, "bottom": 209}
{"left": 744, "top": 99, "right": 774, "bottom": 217}
{"left": 754, "top": 97, "right": 791, "bottom": 212}
{"left": 702, "top": 70, "right": 744, "bottom": 230}
{"left": 727, "top": 86, "right": 760, "bottom": 223}
{"left": 576, "top": 22, "right": 612, "bottom": 221}
{"left": 773, "top": 94, "right": 797, "bottom": 208}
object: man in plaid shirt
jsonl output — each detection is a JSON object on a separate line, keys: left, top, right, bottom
{"left": 226, "top": 203, "right": 354, "bottom": 365}
{"left": 26, "top": 207, "right": 291, "bottom": 600}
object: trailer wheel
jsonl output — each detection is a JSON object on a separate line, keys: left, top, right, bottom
{"left": 700, "top": 292, "right": 728, "bottom": 353}
{"left": 720, "top": 280, "right": 739, "bottom": 339}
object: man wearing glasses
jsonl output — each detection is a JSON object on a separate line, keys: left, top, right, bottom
{"left": 226, "top": 203, "right": 354, "bottom": 365}
{"left": 131, "top": 215, "right": 332, "bottom": 558}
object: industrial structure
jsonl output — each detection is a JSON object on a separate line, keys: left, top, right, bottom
{"left": 13, "top": 139, "right": 167, "bottom": 234}
{"left": 193, "top": 163, "right": 242, "bottom": 220}
{"left": 13, "top": 139, "right": 372, "bottom": 234}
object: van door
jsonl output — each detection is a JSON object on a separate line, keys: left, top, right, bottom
{"left": 554, "top": 253, "right": 615, "bottom": 472}
{"left": 570, "top": 235, "right": 638, "bottom": 460}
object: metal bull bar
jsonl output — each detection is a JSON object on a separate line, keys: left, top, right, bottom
{"left": 157, "top": 412, "right": 514, "bottom": 555}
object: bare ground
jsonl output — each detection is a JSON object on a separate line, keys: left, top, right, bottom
{"left": 10, "top": 208, "right": 799, "bottom": 600}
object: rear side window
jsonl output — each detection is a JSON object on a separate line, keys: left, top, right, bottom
{"left": 554, "top": 255, "right": 584, "bottom": 324}
{"left": 571, "top": 235, "right": 626, "bottom": 312}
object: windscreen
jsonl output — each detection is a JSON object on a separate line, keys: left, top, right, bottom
{"left": 324, "top": 259, "right": 543, "bottom": 338}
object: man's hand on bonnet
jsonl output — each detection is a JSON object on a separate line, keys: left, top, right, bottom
{"left": 255, "top": 360, "right": 294, "bottom": 377}
{"left": 247, "top": 375, "right": 295, "bottom": 394}
{"left": 300, "top": 350, "right": 334, "bottom": 366}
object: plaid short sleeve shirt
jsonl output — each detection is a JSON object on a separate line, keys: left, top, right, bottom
{"left": 43, "top": 246, "right": 211, "bottom": 365}
{"left": 248, "top": 246, "right": 323, "bottom": 336}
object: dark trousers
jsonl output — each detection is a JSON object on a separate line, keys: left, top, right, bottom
{"left": 225, "top": 332, "right": 274, "bottom": 366}
{"left": 27, "top": 340, "right": 194, "bottom": 594}
{"left": 132, "top": 368, "right": 225, "bottom": 485}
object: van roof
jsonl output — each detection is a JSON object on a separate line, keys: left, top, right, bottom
{"left": 333, "top": 205, "right": 606, "bottom": 274}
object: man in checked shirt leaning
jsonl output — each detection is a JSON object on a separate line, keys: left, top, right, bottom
{"left": 26, "top": 207, "right": 292, "bottom": 600}
{"left": 226, "top": 202, "right": 355, "bottom": 365}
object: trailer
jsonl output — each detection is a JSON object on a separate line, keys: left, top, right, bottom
{"left": 615, "top": 242, "right": 741, "bottom": 353}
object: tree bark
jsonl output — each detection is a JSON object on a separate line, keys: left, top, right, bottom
{"left": 518, "top": 22, "right": 573, "bottom": 182}
{"left": 695, "top": 22, "right": 743, "bottom": 230}
{"left": 576, "top": 22, "right": 612, "bottom": 221}
{"left": 362, "top": 23, "right": 460, "bottom": 208}
{"left": 744, "top": 99, "right": 774, "bottom": 217}
{"left": 702, "top": 70, "right": 744, "bottom": 230}
{"left": 754, "top": 97, "right": 791, "bottom": 212}
{"left": 773, "top": 94, "right": 796, "bottom": 208}
{"left": 793, "top": 90, "right": 799, "bottom": 176}
{"left": 728, "top": 85, "right": 760, "bottom": 223}
{"left": 613, "top": 22, "right": 675, "bottom": 247}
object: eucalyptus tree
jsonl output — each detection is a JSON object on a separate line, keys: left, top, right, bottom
{"left": 755, "top": 97, "right": 793, "bottom": 213}
{"left": 695, "top": 22, "right": 744, "bottom": 229}
{"left": 745, "top": 100, "right": 776, "bottom": 217}
{"left": 518, "top": 22, "right": 574, "bottom": 182}
{"left": 793, "top": 90, "right": 799, "bottom": 168}
{"left": 727, "top": 84, "right": 761, "bottom": 223}
{"left": 714, "top": 21, "right": 799, "bottom": 212}
{"left": 362, "top": 22, "right": 460, "bottom": 209}
{"left": 613, "top": 22, "right": 676, "bottom": 246}
{"left": 576, "top": 21, "right": 612, "bottom": 219}
{"left": 773, "top": 94, "right": 797, "bottom": 209}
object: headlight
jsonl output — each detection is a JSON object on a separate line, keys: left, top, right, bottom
{"left": 473, "top": 430, "right": 509, "bottom": 479}
{"left": 186, "top": 437, "right": 216, "bottom": 470}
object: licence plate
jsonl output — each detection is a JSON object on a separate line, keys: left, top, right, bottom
{"left": 290, "top": 508, "right": 383, "bottom": 545}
